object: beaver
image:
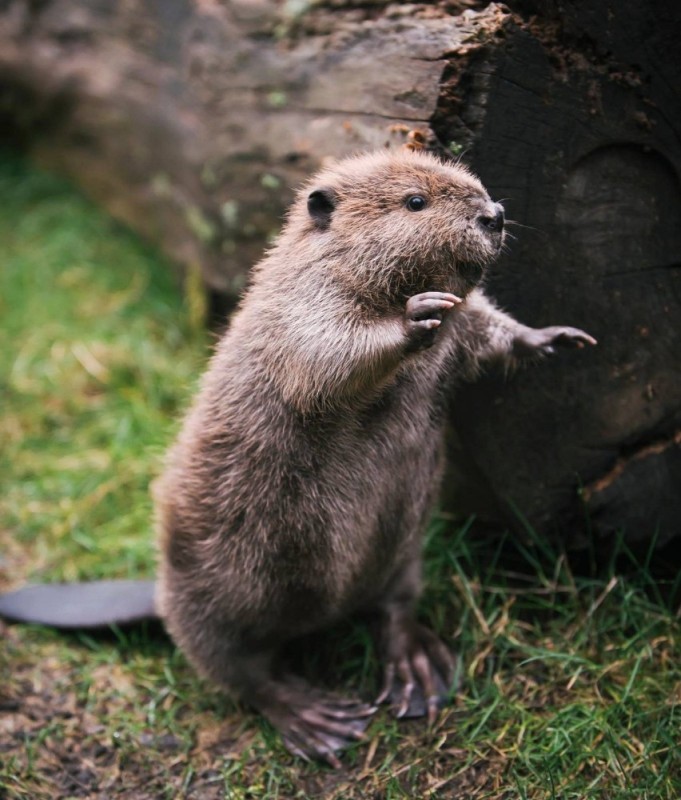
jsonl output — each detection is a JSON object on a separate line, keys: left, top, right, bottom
{"left": 0, "top": 149, "right": 595, "bottom": 766}
{"left": 153, "top": 149, "right": 595, "bottom": 764}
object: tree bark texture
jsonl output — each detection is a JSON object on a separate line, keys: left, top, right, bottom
{"left": 0, "top": 0, "right": 679, "bottom": 547}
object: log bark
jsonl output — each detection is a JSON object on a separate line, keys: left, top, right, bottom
{"left": 1, "top": 0, "right": 679, "bottom": 547}
{"left": 0, "top": 0, "right": 506, "bottom": 294}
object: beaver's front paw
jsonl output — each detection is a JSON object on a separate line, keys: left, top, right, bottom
{"left": 404, "top": 292, "right": 462, "bottom": 352}
{"left": 514, "top": 325, "right": 597, "bottom": 358}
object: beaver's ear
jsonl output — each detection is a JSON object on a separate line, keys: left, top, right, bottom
{"left": 307, "top": 188, "right": 337, "bottom": 229}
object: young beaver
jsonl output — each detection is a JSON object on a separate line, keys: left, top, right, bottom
{"left": 154, "top": 149, "right": 595, "bottom": 765}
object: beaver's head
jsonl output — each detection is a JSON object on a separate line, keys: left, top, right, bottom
{"left": 288, "top": 149, "right": 505, "bottom": 302}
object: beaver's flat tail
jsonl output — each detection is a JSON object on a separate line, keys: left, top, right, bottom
{"left": 0, "top": 580, "right": 158, "bottom": 628}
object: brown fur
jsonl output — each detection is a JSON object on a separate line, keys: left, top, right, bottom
{"left": 153, "top": 149, "right": 594, "bottom": 763}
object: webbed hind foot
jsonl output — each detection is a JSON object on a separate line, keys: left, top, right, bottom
{"left": 251, "top": 679, "right": 377, "bottom": 768}
{"left": 376, "top": 619, "right": 458, "bottom": 724}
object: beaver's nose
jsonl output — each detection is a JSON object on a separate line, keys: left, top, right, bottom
{"left": 478, "top": 204, "right": 505, "bottom": 233}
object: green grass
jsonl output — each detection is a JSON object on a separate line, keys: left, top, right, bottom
{"left": 0, "top": 153, "right": 205, "bottom": 583}
{"left": 0, "top": 153, "right": 679, "bottom": 799}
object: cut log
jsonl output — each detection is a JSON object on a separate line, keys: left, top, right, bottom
{"left": 0, "top": 0, "right": 679, "bottom": 547}
{"left": 0, "top": 0, "right": 510, "bottom": 293}
{"left": 444, "top": 0, "right": 681, "bottom": 546}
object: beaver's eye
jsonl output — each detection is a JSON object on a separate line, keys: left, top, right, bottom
{"left": 406, "top": 195, "right": 427, "bottom": 212}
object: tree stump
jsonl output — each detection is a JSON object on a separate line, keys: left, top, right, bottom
{"left": 0, "top": 0, "right": 679, "bottom": 547}
{"left": 446, "top": 0, "right": 681, "bottom": 547}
